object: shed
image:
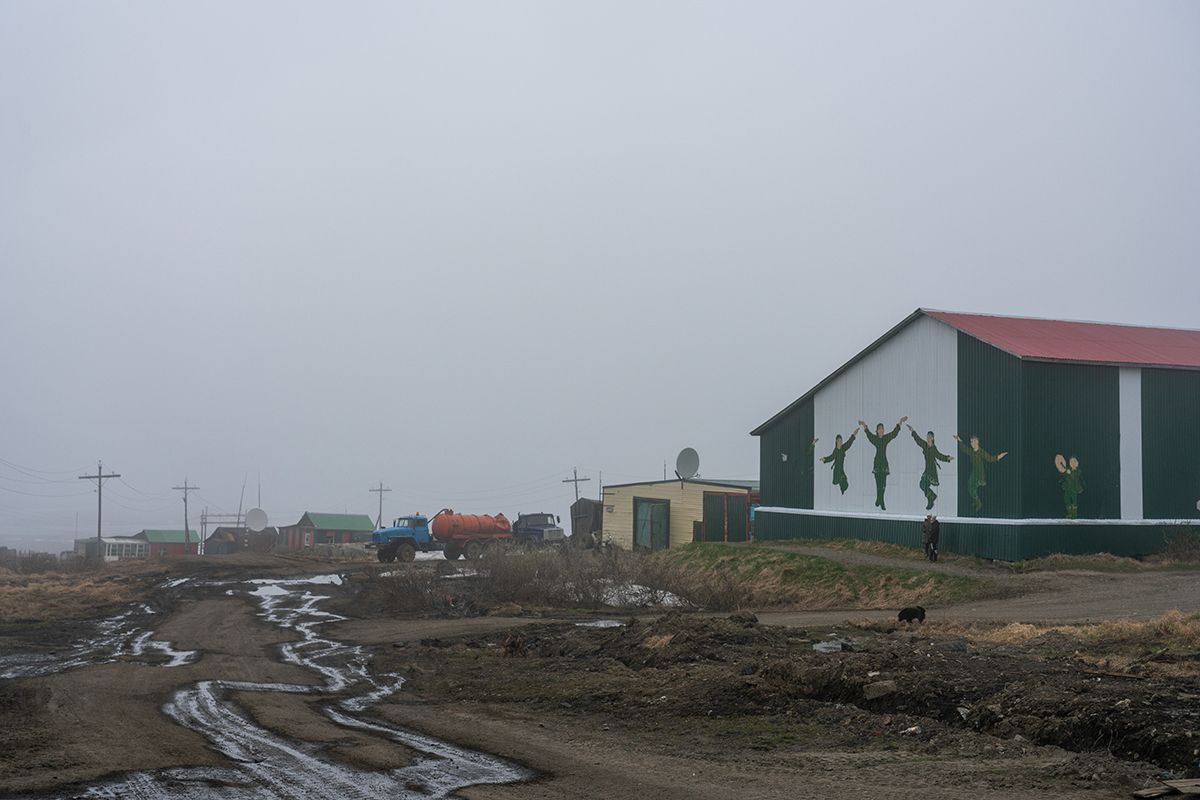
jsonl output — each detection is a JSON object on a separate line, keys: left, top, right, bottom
{"left": 277, "top": 512, "right": 376, "bottom": 551}
{"left": 569, "top": 497, "right": 604, "bottom": 545}
{"left": 601, "top": 479, "right": 759, "bottom": 552}
{"left": 751, "top": 309, "right": 1200, "bottom": 560}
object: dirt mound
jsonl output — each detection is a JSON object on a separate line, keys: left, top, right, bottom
{"left": 382, "top": 611, "right": 1200, "bottom": 778}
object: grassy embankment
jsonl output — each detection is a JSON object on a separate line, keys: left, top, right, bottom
{"left": 657, "top": 543, "right": 989, "bottom": 610}
{"left": 353, "top": 541, "right": 994, "bottom": 614}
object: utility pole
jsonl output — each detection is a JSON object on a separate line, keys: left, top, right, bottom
{"left": 174, "top": 479, "right": 199, "bottom": 555}
{"left": 79, "top": 462, "right": 119, "bottom": 560}
{"left": 370, "top": 481, "right": 391, "bottom": 528}
{"left": 562, "top": 468, "right": 591, "bottom": 504}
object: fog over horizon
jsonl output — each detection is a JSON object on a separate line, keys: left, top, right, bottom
{"left": 2, "top": 2, "right": 1198, "bottom": 553}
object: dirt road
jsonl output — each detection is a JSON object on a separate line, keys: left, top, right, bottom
{"left": 2, "top": 551, "right": 1197, "bottom": 799}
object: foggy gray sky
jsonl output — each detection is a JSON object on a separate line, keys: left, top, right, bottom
{"left": 2, "top": 2, "right": 1198, "bottom": 553}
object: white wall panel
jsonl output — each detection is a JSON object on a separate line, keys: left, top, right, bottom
{"left": 1119, "top": 367, "right": 1143, "bottom": 520}
{"left": 813, "top": 315, "right": 958, "bottom": 517}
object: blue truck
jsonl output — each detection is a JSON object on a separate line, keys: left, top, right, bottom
{"left": 511, "top": 512, "right": 566, "bottom": 547}
{"left": 371, "top": 513, "right": 442, "bottom": 563}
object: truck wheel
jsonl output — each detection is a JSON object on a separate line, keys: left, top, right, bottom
{"left": 397, "top": 543, "right": 416, "bottom": 563}
{"left": 444, "top": 545, "right": 461, "bottom": 560}
{"left": 464, "top": 540, "right": 483, "bottom": 560}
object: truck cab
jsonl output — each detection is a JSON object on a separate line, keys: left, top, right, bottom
{"left": 371, "top": 515, "right": 440, "bottom": 562}
{"left": 512, "top": 513, "right": 566, "bottom": 547}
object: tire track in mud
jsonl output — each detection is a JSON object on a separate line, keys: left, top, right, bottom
{"left": 14, "top": 574, "right": 533, "bottom": 800}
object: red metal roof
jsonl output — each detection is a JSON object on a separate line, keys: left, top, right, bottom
{"left": 924, "top": 311, "right": 1200, "bottom": 368}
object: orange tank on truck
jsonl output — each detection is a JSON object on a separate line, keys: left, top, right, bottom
{"left": 431, "top": 510, "right": 511, "bottom": 561}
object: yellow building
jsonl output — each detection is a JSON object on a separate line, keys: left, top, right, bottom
{"left": 601, "top": 478, "right": 759, "bottom": 552}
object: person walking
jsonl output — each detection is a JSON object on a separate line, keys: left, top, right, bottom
{"left": 921, "top": 515, "right": 935, "bottom": 561}
{"left": 928, "top": 515, "right": 940, "bottom": 562}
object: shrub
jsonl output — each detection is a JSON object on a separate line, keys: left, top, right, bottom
{"left": 1161, "top": 522, "right": 1200, "bottom": 562}
{"left": 352, "top": 566, "right": 455, "bottom": 613}
{"left": 474, "top": 544, "right": 637, "bottom": 609}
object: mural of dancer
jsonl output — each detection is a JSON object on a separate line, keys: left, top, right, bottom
{"left": 907, "top": 424, "right": 953, "bottom": 510}
{"left": 819, "top": 428, "right": 858, "bottom": 494}
{"left": 1055, "top": 454, "right": 1083, "bottom": 519}
{"left": 859, "top": 416, "right": 907, "bottom": 510}
{"left": 954, "top": 434, "right": 1008, "bottom": 513}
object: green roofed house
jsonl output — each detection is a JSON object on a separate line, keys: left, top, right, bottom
{"left": 751, "top": 309, "right": 1200, "bottom": 562}
{"left": 278, "top": 512, "right": 376, "bottom": 550}
{"left": 132, "top": 529, "right": 200, "bottom": 557}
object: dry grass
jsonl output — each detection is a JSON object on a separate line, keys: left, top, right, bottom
{"left": 1011, "top": 552, "right": 1145, "bottom": 573}
{"left": 0, "top": 570, "right": 141, "bottom": 623}
{"left": 849, "top": 610, "right": 1200, "bottom": 652}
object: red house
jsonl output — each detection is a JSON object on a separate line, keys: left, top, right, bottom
{"left": 277, "top": 512, "right": 375, "bottom": 551}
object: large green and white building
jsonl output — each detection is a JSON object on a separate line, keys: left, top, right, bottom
{"left": 751, "top": 309, "right": 1200, "bottom": 561}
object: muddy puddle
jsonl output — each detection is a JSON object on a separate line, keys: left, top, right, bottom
{"left": 10, "top": 574, "right": 534, "bottom": 799}
{"left": 0, "top": 604, "right": 198, "bottom": 679}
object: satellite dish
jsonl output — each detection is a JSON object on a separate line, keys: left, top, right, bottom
{"left": 246, "top": 508, "right": 268, "bottom": 532}
{"left": 675, "top": 448, "right": 700, "bottom": 480}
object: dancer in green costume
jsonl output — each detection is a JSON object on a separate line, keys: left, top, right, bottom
{"left": 819, "top": 428, "right": 858, "bottom": 494}
{"left": 954, "top": 434, "right": 1008, "bottom": 513}
{"left": 1055, "top": 454, "right": 1083, "bottom": 519}
{"left": 907, "top": 424, "right": 954, "bottom": 510}
{"left": 859, "top": 416, "right": 907, "bottom": 510}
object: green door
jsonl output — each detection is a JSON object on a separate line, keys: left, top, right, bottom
{"left": 634, "top": 498, "right": 671, "bottom": 552}
{"left": 725, "top": 495, "right": 748, "bottom": 543}
{"left": 704, "top": 493, "right": 749, "bottom": 542}
{"left": 703, "top": 494, "right": 725, "bottom": 541}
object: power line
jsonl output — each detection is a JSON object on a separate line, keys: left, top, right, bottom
{"left": 116, "top": 476, "right": 172, "bottom": 499}
{"left": 0, "top": 485, "right": 93, "bottom": 498}
{"left": 0, "top": 457, "right": 94, "bottom": 478}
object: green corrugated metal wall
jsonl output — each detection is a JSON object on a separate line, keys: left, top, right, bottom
{"left": 758, "top": 398, "right": 814, "bottom": 509}
{"left": 1142, "top": 368, "right": 1200, "bottom": 519}
{"left": 754, "top": 509, "right": 921, "bottom": 548}
{"left": 957, "top": 332, "right": 1022, "bottom": 518}
{"left": 755, "top": 510, "right": 1170, "bottom": 561}
{"left": 1020, "top": 361, "right": 1121, "bottom": 519}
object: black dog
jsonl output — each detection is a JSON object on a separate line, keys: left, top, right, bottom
{"left": 898, "top": 606, "right": 926, "bottom": 624}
